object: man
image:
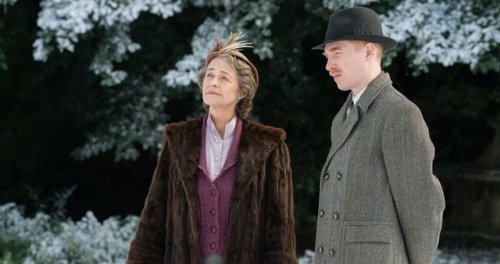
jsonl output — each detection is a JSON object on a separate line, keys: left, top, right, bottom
{"left": 312, "top": 7, "right": 445, "bottom": 264}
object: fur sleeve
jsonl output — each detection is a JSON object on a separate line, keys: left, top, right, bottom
{"left": 126, "top": 133, "right": 170, "bottom": 263}
{"left": 262, "top": 140, "right": 298, "bottom": 264}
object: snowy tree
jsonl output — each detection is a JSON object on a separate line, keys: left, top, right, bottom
{"left": 27, "top": 0, "right": 281, "bottom": 160}
{"left": 164, "top": 0, "right": 279, "bottom": 87}
{"left": 33, "top": 0, "right": 183, "bottom": 86}
{"left": 382, "top": 0, "right": 500, "bottom": 74}
{"left": 3, "top": 0, "right": 499, "bottom": 160}
{"left": 305, "top": 0, "right": 500, "bottom": 74}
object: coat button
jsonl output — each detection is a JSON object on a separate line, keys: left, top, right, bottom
{"left": 210, "top": 189, "right": 217, "bottom": 196}
{"left": 319, "top": 210, "right": 325, "bottom": 217}
{"left": 333, "top": 212, "right": 339, "bottom": 220}
{"left": 211, "top": 226, "right": 217, "bottom": 233}
{"left": 210, "top": 242, "right": 216, "bottom": 249}
{"left": 336, "top": 172, "right": 343, "bottom": 180}
{"left": 329, "top": 248, "right": 336, "bottom": 256}
{"left": 210, "top": 208, "right": 217, "bottom": 215}
{"left": 318, "top": 246, "right": 323, "bottom": 254}
{"left": 323, "top": 173, "right": 330, "bottom": 180}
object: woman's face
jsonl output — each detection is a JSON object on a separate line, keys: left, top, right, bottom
{"left": 202, "top": 57, "right": 240, "bottom": 115}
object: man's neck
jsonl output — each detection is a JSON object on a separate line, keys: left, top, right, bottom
{"left": 352, "top": 68, "right": 382, "bottom": 96}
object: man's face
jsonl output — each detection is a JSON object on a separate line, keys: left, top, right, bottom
{"left": 323, "top": 40, "right": 367, "bottom": 92}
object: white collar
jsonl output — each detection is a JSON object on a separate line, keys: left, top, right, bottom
{"left": 352, "top": 86, "right": 367, "bottom": 105}
{"left": 207, "top": 114, "right": 237, "bottom": 140}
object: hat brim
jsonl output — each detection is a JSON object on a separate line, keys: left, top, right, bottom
{"left": 312, "top": 35, "right": 397, "bottom": 51}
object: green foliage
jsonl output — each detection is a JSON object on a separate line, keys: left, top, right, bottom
{"left": 0, "top": 233, "right": 29, "bottom": 264}
{"left": 476, "top": 46, "right": 500, "bottom": 74}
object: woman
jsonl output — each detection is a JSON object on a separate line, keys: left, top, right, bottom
{"left": 126, "top": 33, "right": 297, "bottom": 264}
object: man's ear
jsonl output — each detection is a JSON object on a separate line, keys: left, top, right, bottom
{"left": 365, "top": 42, "right": 376, "bottom": 60}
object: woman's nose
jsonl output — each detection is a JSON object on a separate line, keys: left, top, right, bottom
{"left": 209, "top": 76, "right": 218, "bottom": 86}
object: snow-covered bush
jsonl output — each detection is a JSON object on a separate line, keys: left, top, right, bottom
{"left": 0, "top": 203, "right": 138, "bottom": 264}
{"left": 1, "top": 203, "right": 499, "bottom": 263}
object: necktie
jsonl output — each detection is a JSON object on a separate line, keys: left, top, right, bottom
{"left": 347, "top": 101, "right": 354, "bottom": 116}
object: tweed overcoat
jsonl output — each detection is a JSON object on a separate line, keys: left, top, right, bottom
{"left": 126, "top": 116, "right": 297, "bottom": 264}
{"left": 314, "top": 72, "right": 445, "bottom": 264}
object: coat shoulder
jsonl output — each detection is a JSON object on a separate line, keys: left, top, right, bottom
{"left": 244, "top": 120, "right": 286, "bottom": 144}
{"left": 164, "top": 116, "right": 203, "bottom": 139}
{"left": 380, "top": 86, "right": 422, "bottom": 114}
{"left": 379, "top": 87, "right": 427, "bottom": 130}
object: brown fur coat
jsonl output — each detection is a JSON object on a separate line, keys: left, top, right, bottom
{"left": 126, "top": 117, "right": 297, "bottom": 264}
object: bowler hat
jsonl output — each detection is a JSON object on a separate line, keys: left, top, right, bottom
{"left": 312, "top": 7, "right": 396, "bottom": 50}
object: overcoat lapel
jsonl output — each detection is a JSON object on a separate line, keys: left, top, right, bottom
{"left": 320, "top": 72, "right": 392, "bottom": 176}
{"left": 330, "top": 94, "right": 359, "bottom": 155}
{"left": 320, "top": 93, "right": 357, "bottom": 176}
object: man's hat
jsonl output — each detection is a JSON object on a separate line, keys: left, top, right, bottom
{"left": 312, "top": 7, "right": 397, "bottom": 51}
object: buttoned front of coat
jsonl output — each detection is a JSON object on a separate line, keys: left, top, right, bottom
{"left": 314, "top": 72, "right": 445, "bottom": 264}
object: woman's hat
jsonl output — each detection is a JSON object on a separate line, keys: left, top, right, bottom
{"left": 205, "top": 33, "right": 259, "bottom": 87}
{"left": 312, "top": 7, "right": 397, "bottom": 51}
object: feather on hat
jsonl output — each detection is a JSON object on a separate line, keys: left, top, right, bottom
{"left": 205, "top": 33, "right": 259, "bottom": 87}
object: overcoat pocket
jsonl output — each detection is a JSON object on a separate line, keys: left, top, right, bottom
{"left": 344, "top": 221, "right": 394, "bottom": 264}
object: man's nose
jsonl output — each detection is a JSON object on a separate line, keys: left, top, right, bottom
{"left": 325, "top": 58, "right": 336, "bottom": 71}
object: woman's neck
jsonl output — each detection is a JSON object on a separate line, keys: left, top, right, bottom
{"left": 209, "top": 109, "right": 236, "bottom": 138}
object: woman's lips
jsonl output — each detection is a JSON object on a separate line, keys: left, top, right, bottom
{"left": 205, "top": 91, "right": 221, "bottom": 95}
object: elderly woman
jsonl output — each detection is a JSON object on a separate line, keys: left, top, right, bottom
{"left": 126, "top": 33, "right": 297, "bottom": 264}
